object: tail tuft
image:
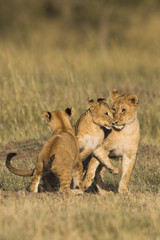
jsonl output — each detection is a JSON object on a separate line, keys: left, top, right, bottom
{"left": 6, "top": 152, "right": 34, "bottom": 177}
{"left": 6, "top": 152, "right": 17, "bottom": 167}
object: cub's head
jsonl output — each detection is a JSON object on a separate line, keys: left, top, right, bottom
{"left": 42, "top": 107, "right": 73, "bottom": 133}
{"left": 88, "top": 98, "right": 114, "bottom": 129}
{"left": 111, "top": 89, "right": 139, "bottom": 130}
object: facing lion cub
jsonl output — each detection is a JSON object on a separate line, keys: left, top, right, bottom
{"left": 75, "top": 98, "right": 120, "bottom": 174}
{"left": 6, "top": 108, "right": 83, "bottom": 195}
{"left": 84, "top": 89, "right": 140, "bottom": 194}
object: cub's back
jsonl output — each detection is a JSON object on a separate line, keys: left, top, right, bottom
{"left": 42, "top": 132, "right": 78, "bottom": 165}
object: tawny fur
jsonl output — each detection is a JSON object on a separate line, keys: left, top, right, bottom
{"left": 83, "top": 90, "right": 140, "bottom": 194}
{"left": 74, "top": 99, "right": 120, "bottom": 176}
{"left": 6, "top": 108, "right": 83, "bottom": 195}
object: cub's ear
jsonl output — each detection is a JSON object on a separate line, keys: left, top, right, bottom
{"left": 87, "top": 98, "right": 97, "bottom": 110}
{"left": 97, "top": 97, "right": 107, "bottom": 102}
{"left": 88, "top": 98, "right": 94, "bottom": 104}
{"left": 127, "top": 94, "right": 139, "bottom": 106}
{"left": 97, "top": 97, "right": 108, "bottom": 105}
{"left": 110, "top": 89, "right": 121, "bottom": 101}
{"left": 41, "top": 111, "right": 52, "bottom": 122}
{"left": 65, "top": 107, "right": 73, "bottom": 117}
{"left": 97, "top": 97, "right": 106, "bottom": 102}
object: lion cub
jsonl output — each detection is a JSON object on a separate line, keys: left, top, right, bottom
{"left": 6, "top": 108, "right": 83, "bottom": 194}
{"left": 75, "top": 98, "right": 120, "bottom": 174}
{"left": 84, "top": 90, "right": 140, "bottom": 194}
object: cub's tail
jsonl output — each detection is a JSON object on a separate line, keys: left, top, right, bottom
{"left": 6, "top": 153, "right": 35, "bottom": 177}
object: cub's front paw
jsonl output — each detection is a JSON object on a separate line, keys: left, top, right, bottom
{"left": 118, "top": 186, "right": 129, "bottom": 194}
{"left": 83, "top": 178, "right": 93, "bottom": 191}
{"left": 29, "top": 185, "right": 38, "bottom": 193}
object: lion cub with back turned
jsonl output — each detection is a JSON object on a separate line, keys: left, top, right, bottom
{"left": 6, "top": 108, "right": 83, "bottom": 195}
{"left": 84, "top": 89, "right": 140, "bottom": 194}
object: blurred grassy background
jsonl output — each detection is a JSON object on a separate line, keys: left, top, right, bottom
{"left": 0, "top": 0, "right": 160, "bottom": 145}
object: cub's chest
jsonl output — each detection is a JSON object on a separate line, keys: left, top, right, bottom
{"left": 108, "top": 131, "right": 138, "bottom": 156}
{"left": 83, "top": 133, "right": 104, "bottom": 149}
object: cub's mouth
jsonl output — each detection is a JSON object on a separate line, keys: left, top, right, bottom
{"left": 112, "top": 124, "right": 125, "bottom": 130}
{"left": 104, "top": 124, "right": 112, "bottom": 130}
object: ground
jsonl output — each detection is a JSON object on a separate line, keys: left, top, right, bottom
{"left": 0, "top": 140, "right": 160, "bottom": 240}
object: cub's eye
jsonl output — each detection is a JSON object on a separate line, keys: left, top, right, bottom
{"left": 105, "top": 112, "right": 109, "bottom": 116}
{"left": 122, "top": 108, "right": 126, "bottom": 113}
{"left": 111, "top": 108, "right": 115, "bottom": 112}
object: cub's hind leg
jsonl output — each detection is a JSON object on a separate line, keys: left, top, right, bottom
{"left": 58, "top": 171, "right": 72, "bottom": 193}
{"left": 72, "top": 155, "right": 83, "bottom": 190}
{"left": 52, "top": 165, "right": 83, "bottom": 195}
{"left": 59, "top": 171, "right": 83, "bottom": 195}
{"left": 83, "top": 157, "right": 100, "bottom": 190}
{"left": 29, "top": 160, "right": 43, "bottom": 193}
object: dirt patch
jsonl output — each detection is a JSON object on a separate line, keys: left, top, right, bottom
{"left": 0, "top": 138, "right": 44, "bottom": 162}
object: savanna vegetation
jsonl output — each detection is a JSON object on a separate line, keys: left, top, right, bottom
{"left": 0, "top": 1, "right": 160, "bottom": 239}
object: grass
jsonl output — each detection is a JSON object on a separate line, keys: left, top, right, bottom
{"left": 0, "top": 8, "right": 160, "bottom": 240}
{"left": 0, "top": 40, "right": 160, "bottom": 145}
{"left": 0, "top": 192, "right": 160, "bottom": 240}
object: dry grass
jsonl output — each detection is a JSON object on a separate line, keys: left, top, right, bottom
{"left": 0, "top": 192, "right": 160, "bottom": 240}
{"left": 0, "top": 41, "right": 160, "bottom": 145}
